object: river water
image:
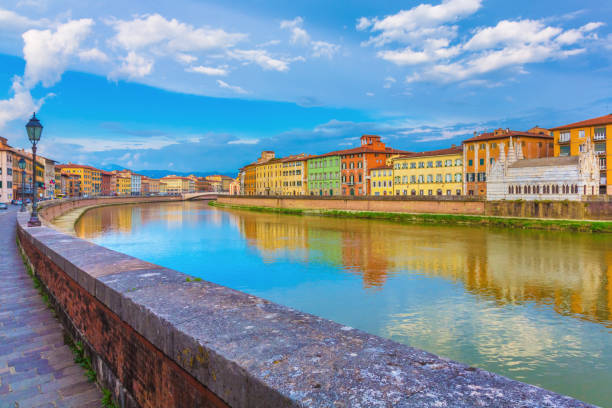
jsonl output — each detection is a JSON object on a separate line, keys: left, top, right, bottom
{"left": 69, "top": 201, "right": 611, "bottom": 406}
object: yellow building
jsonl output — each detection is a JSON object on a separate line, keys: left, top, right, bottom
{"left": 161, "top": 176, "right": 194, "bottom": 194}
{"left": 550, "top": 114, "right": 611, "bottom": 194}
{"left": 392, "top": 145, "right": 463, "bottom": 196}
{"left": 56, "top": 164, "right": 102, "bottom": 196}
{"left": 281, "top": 154, "right": 308, "bottom": 195}
{"left": 369, "top": 165, "right": 394, "bottom": 196}
{"left": 256, "top": 158, "right": 283, "bottom": 195}
{"left": 116, "top": 176, "right": 131, "bottom": 196}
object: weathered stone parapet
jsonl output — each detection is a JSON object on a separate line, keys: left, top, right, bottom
{"left": 16, "top": 198, "right": 596, "bottom": 407}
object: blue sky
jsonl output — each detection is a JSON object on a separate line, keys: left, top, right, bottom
{"left": 0, "top": 0, "right": 611, "bottom": 174}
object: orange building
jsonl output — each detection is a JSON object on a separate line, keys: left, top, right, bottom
{"left": 550, "top": 114, "right": 611, "bottom": 194}
{"left": 462, "top": 127, "right": 553, "bottom": 196}
{"left": 339, "top": 135, "right": 410, "bottom": 196}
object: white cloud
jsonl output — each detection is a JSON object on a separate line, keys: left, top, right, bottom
{"left": 0, "top": 18, "right": 93, "bottom": 129}
{"left": 280, "top": 16, "right": 340, "bottom": 59}
{"left": 216, "top": 79, "right": 248, "bottom": 94}
{"left": 109, "top": 14, "right": 246, "bottom": 53}
{"left": 360, "top": 1, "right": 604, "bottom": 84}
{"left": 361, "top": 0, "right": 482, "bottom": 47}
{"left": 187, "top": 65, "right": 228, "bottom": 76}
{"left": 111, "top": 51, "right": 153, "bottom": 79}
{"left": 0, "top": 7, "right": 45, "bottom": 31}
{"left": 176, "top": 53, "right": 197, "bottom": 64}
{"left": 228, "top": 138, "right": 259, "bottom": 145}
{"left": 79, "top": 48, "right": 109, "bottom": 62}
{"left": 22, "top": 18, "right": 94, "bottom": 87}
{"left": 280, "top": 17, "right": 310, "bottom": 45}
{"left": 464, "top": 20, "right": 561, "bottom": 51}
{"left": 383, "top": 76, "right": 396, "bottom": 88}
{"left": 0, "top": 79, "right": 43, "bottom": 129}
{"left": 365, "top": 92, "right": 374, "bottom": 97}
{"left": 311, "top": 41, "right": 340, "bottom": 58}
{"left": 356, "top": 17, "right": 372, "bottom": 31}
{"left": 228, "top": 49, "right": 289, "bottom": 72}
{"left": 52, "top": 135, "right": 178, "bottom": 152}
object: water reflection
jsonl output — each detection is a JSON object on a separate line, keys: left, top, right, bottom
{"left": 76, "top": 202, "right": 612, "bottom": 328}
{"left": 73, "top": 202, "right": 612, "bottom": 406}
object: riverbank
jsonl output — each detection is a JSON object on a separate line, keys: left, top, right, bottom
{"left": 209, "top": 201, "right": 612, "bottom": 233}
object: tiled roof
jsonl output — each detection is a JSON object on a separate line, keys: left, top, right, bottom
{"left": 56, "top": 163, "right": 102, "bottom": 172}
{"left": 508, "top": 156, "right": 579, "bottom": 168}
{"left": 334, "top": 146, "right": 412, "bottom": 156}
{"left": 369, "top": 165, "right": 393, "bottom": 171}
{"left": 462, "top": 130, "right": 552, "bottom": 143}
{"left": 549, "top": 114, "right": 612, "bottom": 131}
{"left": 395, "top": 145, "right": 462, "bottom": 160}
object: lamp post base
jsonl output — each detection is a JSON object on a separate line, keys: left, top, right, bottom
{"left": 27, "top": 215, "right": 41, "bottom": 227}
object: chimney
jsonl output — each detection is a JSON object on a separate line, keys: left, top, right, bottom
{"left": 451, "top": 144, "right": 456, "bottom": 147}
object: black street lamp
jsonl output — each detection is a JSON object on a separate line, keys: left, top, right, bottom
{"left": 18, "top": 158, "right": 26, "bottom": 212}
{"left": 26, "top": 112, "right": 43, "bottom": 227}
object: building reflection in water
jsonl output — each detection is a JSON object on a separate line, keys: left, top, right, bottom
{"left": 75, "top": 203, "right": 612, "bottom": 328}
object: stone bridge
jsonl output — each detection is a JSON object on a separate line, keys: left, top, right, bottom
{"left": 181, "top": 192, "right": 225, "bottom": 200}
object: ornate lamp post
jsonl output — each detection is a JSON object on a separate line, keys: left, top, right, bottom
{"left": 26, "top": 113, "right": 43, "bottom": 227}
{"left": 18, "top": 158, "right": 26, "bottom": 212}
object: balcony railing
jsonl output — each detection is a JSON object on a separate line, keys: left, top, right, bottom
{"left": 594, "top": 133, "right": 606, "bottom": 141}
{"left": 595, "top": 150, "right": 606, "bottom": 156}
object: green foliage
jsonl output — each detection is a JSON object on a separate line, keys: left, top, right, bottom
{"left": 102, "top": 388, "right": 119, "bottom": 408}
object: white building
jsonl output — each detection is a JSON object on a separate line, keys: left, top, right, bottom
{"left": 131, "top": 173, "right": 141, "bottom": 195}
{"left": 487, "top": 137, "right": 599, "bottom": 201}
{"left": 0, "top": 138, "right": 14, "bottom": 203}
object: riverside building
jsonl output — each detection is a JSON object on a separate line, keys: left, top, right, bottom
{"left": 487, "top": 137, "right": 600, "bottom": 201}
{"left": 281, "top": 154, "right": 309, "bottom": 196}
{"left": 58, "top": 164, "right": 102, "bottom": 196}
{"left": 550, "top": 114, "right": 611, "bottom": 194}
{"left": 369, "top": 165, "right": 394, "bottom": 196}
{"left": 462, "top": 127, "right": 553, "bottom": 196}
{"left": 392, "top": 146, "right": 463, "bottom": 196}
{"left": 340, "top": 135, "right": 410, "bottom": 196}
{"left": 307, "top": 153, "right": 341, "bottom": 196}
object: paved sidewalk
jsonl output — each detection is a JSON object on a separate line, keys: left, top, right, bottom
{"left": 0, "top": 207, "right": 102, "bottom": 408}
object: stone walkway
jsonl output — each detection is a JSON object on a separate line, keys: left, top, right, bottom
{"left": 0, "top": 207, "right": 102, "bottom": 408}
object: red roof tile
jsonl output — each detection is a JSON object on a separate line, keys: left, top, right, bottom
{"left": 462, "top": 130, "right": 552, "bottom": 143}
{"left": 395, "top": 145, "right": 462, "bottom": 159}
{"left": 549, "top": 114, "right": 612, "bottom": 131}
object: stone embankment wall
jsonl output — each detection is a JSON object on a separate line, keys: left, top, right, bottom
{"left": 15, "top": 197, "right": 594, "bottom": 407}
{"left": 217, "top": 195, "right": 612, "bottom": 220}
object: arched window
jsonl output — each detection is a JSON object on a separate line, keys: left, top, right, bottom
{"left": 411, "top": 190, "right": 416, "bottom": 195}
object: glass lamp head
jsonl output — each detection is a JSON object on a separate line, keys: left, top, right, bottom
{"left": 26, "top": 113, "right": 43, "bottom": 143}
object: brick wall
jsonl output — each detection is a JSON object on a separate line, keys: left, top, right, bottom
{"left": 17, "top": 226, "right": 228, "bottom": 408}
{"left": 218, "top": 196, "right": 486, "bottom": 215}
{"left": 218, "top": 195, "right": 612, "bottom": 220}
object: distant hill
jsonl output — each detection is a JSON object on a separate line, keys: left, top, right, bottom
{"left": 100, "top": 164, "right": 234, "bottom": 179}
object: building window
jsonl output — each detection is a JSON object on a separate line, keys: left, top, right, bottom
{"left": 479, "top": 158, "right": 484, "bottom": 166}
{"left": 468, "top": 159, "right": 473, "bottom": 166}
{"left": 418, "top": 162, "right": 425, "bottom": 168}
{"left": 410, "top": 175, "right": 416, "bottom": 183}
{"left": 490, "top": 158, "right": 495, "bottom": 164}
{"left": 428, "top": 189, "right": 433, "bottom": 195}
{"left": 559, "top": 131, "right": 570, "bottom": 142}
{"left": 436, "top": 161, "right": 442, "bottom": 167}
{"left": 427, "top": 161, "right": 433, "bottom": 168}
{"left": 595, "top": 143, "right": 606, "bottom": 154}
{"left": 435, "top": 174, "right": 442, "bottom": 183}
{"left": 594, "top": 127, "right": 606, "bottom": 140}
{"left": 480, "top": 143, "right": 486, "bottom": 150}
{"left": 410, "top": 162, "right": 416, "bottom": 169}
{"left": 427, "top": 175, "right": 433, "bottom": 183}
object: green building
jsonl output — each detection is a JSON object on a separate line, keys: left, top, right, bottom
{"left": 307, "top": 153, "right": 342, "bottom": 196}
